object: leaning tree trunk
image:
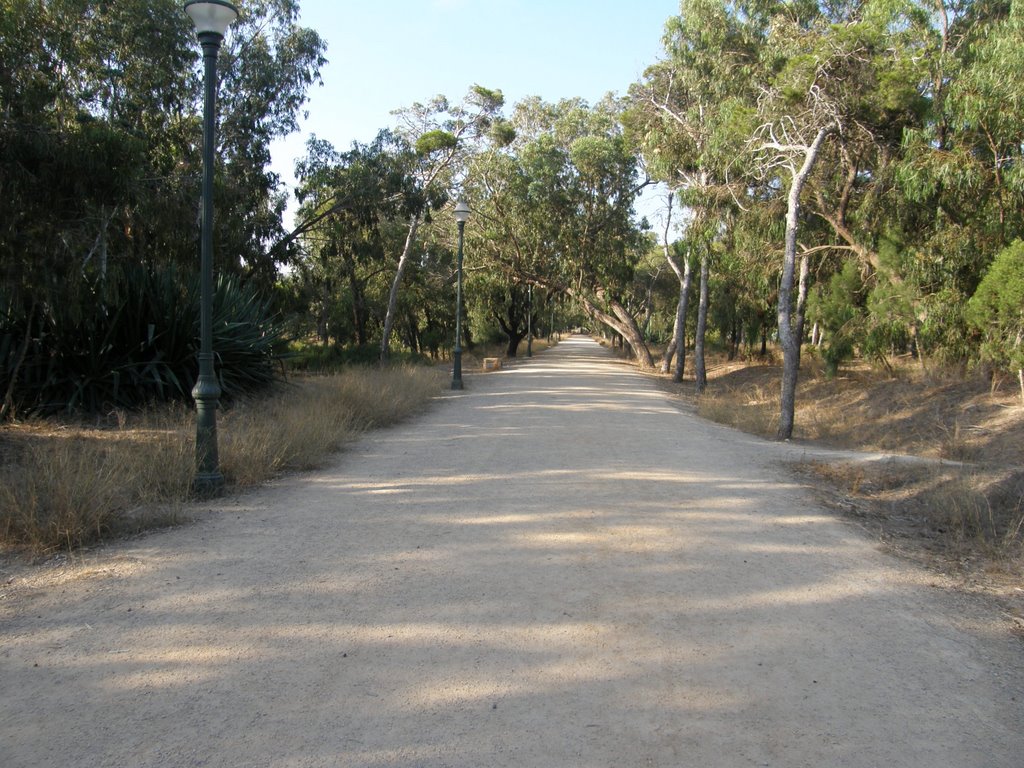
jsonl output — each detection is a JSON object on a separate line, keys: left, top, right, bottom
{"left": 571, "top": 288, "right": 654, "bottom": 368}
{"left": 380, "top": 214, "right": 421, "bottom": 364}
{"left": 661, "top": 330, "right": 677, "bottom": 374}
{"left": 777, "top": 125, "right": 834, "bottom": 440}
{"left": 694, "top": 255, "right": 710, "bottom": 394}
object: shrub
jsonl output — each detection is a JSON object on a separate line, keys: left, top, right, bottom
{"left": 0, "top": 266, "right": 285, "bottom": 417}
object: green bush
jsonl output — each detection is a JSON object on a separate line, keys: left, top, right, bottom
{"left": 0, "top": 266, "right": 284, "bottom": 416}
{"left": 967, "top": 240, "right": 1024, "bottom": 377}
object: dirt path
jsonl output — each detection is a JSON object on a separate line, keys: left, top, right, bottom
{"left": 2, "top": 336, "right": 1021, "bottom": 767}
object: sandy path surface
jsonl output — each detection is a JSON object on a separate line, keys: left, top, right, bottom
{"left": 2, "top": 336, "right": 1022, "bottom": 767}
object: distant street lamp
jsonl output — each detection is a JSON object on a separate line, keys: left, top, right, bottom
{"left": 185, "top": 0, "right": 238, "bottom": 496}
{"left": 451, "top": 201, "right": 471, "bottom": 390}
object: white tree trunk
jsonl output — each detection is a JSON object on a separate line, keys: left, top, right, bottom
{"left": 671, "top": 259, "right": 692, "bottom": 383}
{"left": 694, "top": 255, "right": 710, "bottom": 394}
{"left": 380, "top": 215, "right": 421, "bottom": 363}
{"left": 777, "top": 125, "right": 834, "bottom": 440}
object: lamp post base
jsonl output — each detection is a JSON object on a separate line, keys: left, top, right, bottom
{"left": 451, "top": 349, "right": 463, "bottom": 390}
{"left": 191, "top": 471, "right": 225, "bottom": 498}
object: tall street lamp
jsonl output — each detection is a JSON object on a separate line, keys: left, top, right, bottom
{"left": 451, "top": 201, "right": 471, "bottom": 390}
{"left": 185, "top": 0, "right": 238, "bottom": 496}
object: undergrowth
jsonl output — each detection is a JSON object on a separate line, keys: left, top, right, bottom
{"left": 0, "top": 365, "right": 444, "bottom": 554}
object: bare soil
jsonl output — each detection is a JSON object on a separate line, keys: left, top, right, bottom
{"left": 649, "top": 352, "right": 1024, "bottom": 624}
{"left": 1, "top": 337, "right": 1022, "bottom": 767}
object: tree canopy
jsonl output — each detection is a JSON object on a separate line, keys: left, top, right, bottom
{"left": 4, "top": 0, "right": 1023, "bottom": 420}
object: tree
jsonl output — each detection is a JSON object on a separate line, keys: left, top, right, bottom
{"left": 747, "top": 0, "right": 930, "bottom": 438}
{"left": 293, "top": 131, "right": 423, "bottom": 348}
{"left": 0, "top": 0, "right": 325, "bottom": 417}
{"left": 753, "top": 113, "right": 838, "bottom": 439}
{"left": 466, "top": 97, "right": 654, "bottom": 366}
{"left": 967, "top": 240, "right": 1024, "bottom": 400}
{"left": 626, "top": 0, "right": 765, "bottom": 385}
{"left": 659, "top": 196, "right": 692, "bottom": 382}
{"left": 378, "top": 85, "right": 507, "bottom": 363}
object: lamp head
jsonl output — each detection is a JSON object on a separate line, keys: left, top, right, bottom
{"left": 454, "top": 200, "right": 471, "bottom": 224}
{"left": 184, "top": 0, "right": 239, "bottom": 37}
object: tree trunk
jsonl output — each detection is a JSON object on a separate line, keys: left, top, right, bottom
{"left": 671, "top": 258, "right": 692, "bottom": 382}
{"left": 794, "top": 253, "right": 810, "bottom": 355}
{"left": 571, "top": 288, "right": 654, "bottom": 368}
{"left": 694, "top": 255, "right": 710, "bottom": 394}
{"left": 1, "top": 301, "right": 36, "bottom": 421}
{"left": 380, "top": 214, "right": 421, "bottom": 364}
{"left": 505, "top": 331, "right": 527, "bottom": 357}
{"left": 661, "top": 330, "right": 677, "bottom": 374}
{"left": 777, "top": 125, "right": 834, "bottom": 441}
{"left": 659, "top": 192, "right": 691, "bottom": 381}
{"left": 317, "top": 278, "right": 330, "bottom": 347}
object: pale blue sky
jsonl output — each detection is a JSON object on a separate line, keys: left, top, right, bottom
{"left": 268, "top": 0, "right": 680, "bottom": 225}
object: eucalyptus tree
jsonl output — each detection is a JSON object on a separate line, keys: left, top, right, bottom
{"left": 1, "top": 0, "right": 191, "bottom": 305}
{"left": 466, "top": 272, "right": 535, "bottom": 357}
{"left": 466, "top": 96, "right": 654, "bottom": 365}
{"left": 747, "top": 0, "right": 937, "bottom": 438}
{"left": 655, "top": 196, "right": 691, "bottom": 381}
{"left": 378, "top": 85, "right": 507, "bottom": 362}
{"left": 894, "top": 0, "right": 1024, "bottom": 363}
{"left": 0, "top": 0, "right": 324, "bottom": 291}
{"left": 292, "top": 131, "right": 422, "bottom": 347}
{"left": 1, "top": 0, "right": 325, "bottom": 416}
{"left": 626, "top": 0, "right": 764, "bottom": 384}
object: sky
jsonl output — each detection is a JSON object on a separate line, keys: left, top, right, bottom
{"left": 267, "top": 0, "right": 681, "bottom": 227}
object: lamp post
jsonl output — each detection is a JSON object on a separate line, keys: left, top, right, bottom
{"left": 451, "top": 201, "right": 470, "bottom": 390}
{"left": 185, "top": 0, "right": 238, "bottom": 496}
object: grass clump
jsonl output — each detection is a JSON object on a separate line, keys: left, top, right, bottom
{"left": 1, "top": 365, "right": 445, "bottom": 554}
{"left": 220, "top": 365, "right": 445, "bottom": 485}
{"left": 0, "top": 408, "right": 193, "bottom": 552}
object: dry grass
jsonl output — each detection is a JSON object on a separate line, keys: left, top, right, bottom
{"left": 457, "top": 337, "right": 556, "bottom": 371}
{"left": 0, "top": 365, "right": 445, "bottom": 554}
{"left": 0, "top": 408, "right": 193, "bottom": 553}
{"left": 221, "top": 365, "right": 445, "bottom": 485}
{"left": 690, "top": 354, "right": 1024, "bottom": 465}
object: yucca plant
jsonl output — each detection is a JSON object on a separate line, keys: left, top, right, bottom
{"left": 0, "top": 266, "right": 285, "bottom": 416}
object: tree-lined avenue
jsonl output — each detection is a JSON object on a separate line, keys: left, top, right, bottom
{"left": 1, "top": 336, "right": 1021, "bottom": 766}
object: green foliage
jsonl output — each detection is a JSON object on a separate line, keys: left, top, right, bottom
{"left": 415, "top": 130, "right": 459, "bottom": 156}
{"left": 0, "top": 267, "right": 284, "bottom": 416}
{"left": 966, "top": 240, "right": 1024, "bottom": 373}
{"left": 0, "top": 0, "right": 325, "bottom": 359}
{"left": 809, "top": 260, "right": 863, "bottom": 376}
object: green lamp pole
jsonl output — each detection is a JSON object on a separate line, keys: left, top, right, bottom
{"left": 451, "top": 201, "right": 471, "bottom": 390}
{"left": 185, "top": 0, "right": 238, "bottom": 496}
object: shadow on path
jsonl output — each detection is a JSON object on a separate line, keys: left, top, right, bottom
{"left": 2, "top": 337, "right": 1021, "bottom": 767}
